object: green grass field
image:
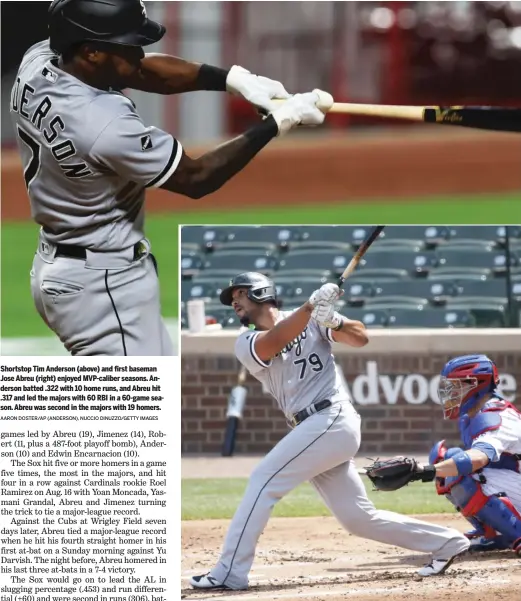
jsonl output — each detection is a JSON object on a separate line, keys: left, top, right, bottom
{"left": 2, "top": 191, "right": 519, "bottom": 338}
{"left": 182, "top": 477, "right": 452, "bottom": 520}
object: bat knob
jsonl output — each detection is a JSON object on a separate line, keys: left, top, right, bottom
{"left": 313, "top": 89, "right": 334, "bottom": 113}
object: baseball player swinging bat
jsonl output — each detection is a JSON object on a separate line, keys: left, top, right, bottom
{"left": 220, "top": 226, "right": 384, "bottom": 457}
{"left": 274, "top": 98, "right": 521, "bottom": 133}
{"left": 221, "top": 365, "right": 248, "bottom": 457}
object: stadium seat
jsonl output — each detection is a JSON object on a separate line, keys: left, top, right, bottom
{"left": 296, "top": 226, "right": 360, "bottom": 250}
{"left": 181, "top": 252, "right": 205, "bottom": 278}
{"left": 202, "top": 250, "right": 279, "bottom": 278}
{"left": 453, "top": 279, "right": 510, "bottom": 302}
{"left": 373, "top": 226, "right": 444, "bottom": 249}
{"left": 357, "top": 249, "right": 437, "bottom": 278}
{"left": 512, "top": 279, "right": 521, "bottom": 302}
{"left": 428, "top": 271, "right": 491, "bottom": 282}
{"left": 435, "top": 248, "right": 518, "bottom": 275}
{"left": 347, "top": 273, "right": 408, "bottom": 283}
{"left": 277, "top": 249, "right": 349, "bottom": 279}
{"left": 181, "top": 280, "right": 221, "bottom": 304}
{"left": 218, "top": 226, "right": 301, "bottom": 253}
{"left": 445, "top": 300, "right": 509, "bottom": 327}
{"left": 364, "top": 297, "right": 430, "bottom": 310}
{"left": 343, "top": 281, "right": 375, "bottom": 306}
{"left": 180, "top": 226, "right": 228, "bottom": 253}
{"left": 339, "top": 307, "right": 389, "bottom": 328}
{"left": 387, "top": 307, "right": 476, "bottom": 328}
{"left": 440, "top": 240, "right": 496, "bottom": 252}
{"left": 372, "top": 279, "right": 457, "bottom": 305}
{"left": 444, "top": 225, "right": 521, "bottom": 248}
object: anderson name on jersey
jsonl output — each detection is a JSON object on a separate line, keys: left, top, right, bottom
{"left": 10, "top": 40, "right": 182, "bottom": 252}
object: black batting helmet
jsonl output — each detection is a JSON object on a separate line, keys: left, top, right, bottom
{"left": 219, "top": 272, "right": 277, "bottom": 306}
{"left": 48, "top": 0, "right": 165, "bottom": 54}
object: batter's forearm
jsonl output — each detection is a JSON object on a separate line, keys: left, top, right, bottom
{"left": 184, "top": 117, "right": 278, "bottom": 198}
{"left": 331, "top": 319, "right": 368, "bottom": 347}
{"left": 129, "top": 55, "right": 229, "bottom": 94}
{"left": 254, "top": 303, "right": 314, "bottom": 362}
{"left": 160, "top": 116, "right": 278, "bottom": 198}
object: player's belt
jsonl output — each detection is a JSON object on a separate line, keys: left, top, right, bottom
{"left": 54, "top": 241, "right": 146, "bottom": 261}
{"left": 291, "top": 400, "right": 332, "bottom": 427}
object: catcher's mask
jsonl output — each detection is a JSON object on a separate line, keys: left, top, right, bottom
{"left": 219, "top": 272, "right": 277, "bottom": 307}
{"left": 438, "top": 354, "right": 499, "bottom": 420}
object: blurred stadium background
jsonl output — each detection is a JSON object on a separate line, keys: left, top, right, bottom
{"left": 180, "top": 224, "right": 520, "bottom": 460}
{"left": 2, "top": 1, "right": 521, "bottom": 355}
{"left": 180, "top": 224, "right": 521, "bottom": 331}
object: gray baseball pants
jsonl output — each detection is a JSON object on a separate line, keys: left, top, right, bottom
{"left": 30, "top": 233, "right": 173, "bottom": 356}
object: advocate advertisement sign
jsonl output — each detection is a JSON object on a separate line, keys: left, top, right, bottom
{"left": 338, "top": 361, "right": 517, "bottom": 406}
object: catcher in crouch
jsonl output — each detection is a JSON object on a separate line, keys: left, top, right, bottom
{"left": 367, "top": 354, "right": 521, "bottom": 558}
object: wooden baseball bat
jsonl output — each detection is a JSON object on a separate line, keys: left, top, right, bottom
{"left": 337, "top": 226, "right": 385, "bottom": 288}
{"left": 221, "top": 365, "right": 248, "bottom": 457}
{"left": 273, "top": 99, "right": 521, "bottom": 133}
{"left": 325, "top": 104, "right": 521, "bottom": 133}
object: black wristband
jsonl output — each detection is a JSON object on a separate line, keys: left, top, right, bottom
{"left": 333, "top": 318, "right": 344, "bottom": 331}
{"left": 196, "top": 64, "right": 229, "bottom": 92}
{"left": 419, "top": 465, "right": 437, "bottom": 482}
{"left": 244, "top": 114, "right": 279, "bottom": 144}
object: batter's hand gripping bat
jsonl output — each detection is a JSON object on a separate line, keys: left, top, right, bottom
{"left": 274, "top": 97, "right": 521, "bottom": 133}
{"left": 337, "top": 226, "right": 385, "bottom": 289}
{"left": 221, "top": 365, "right": 248, "bottom": 457}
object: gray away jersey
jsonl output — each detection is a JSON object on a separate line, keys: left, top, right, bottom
{"left": 235, "top": 311, "right": 351, "bottom": 418}
{"left": 9, "top": 40, "right": 182, "bottom": 251}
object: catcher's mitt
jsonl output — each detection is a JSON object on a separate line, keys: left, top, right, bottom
{"left": 364, "top": 457, "right": 436, "bottom": 492}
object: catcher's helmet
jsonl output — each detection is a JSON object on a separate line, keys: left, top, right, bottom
{"left": 48, "top": 0, "right": 165, "bottom": 54}
{"left": 438, "top": 354, "right": 500, "bottom": 420}
{"left": 219, "top": 272, "right": 277, "bottom": 307}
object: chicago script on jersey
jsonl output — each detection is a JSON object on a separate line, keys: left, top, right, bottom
{"left": 276, "top": 327, "right": 308, "bottom": 358}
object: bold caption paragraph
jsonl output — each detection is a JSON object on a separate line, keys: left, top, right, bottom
{"left": 1, "top": 364, "right": 164, "bottom": 421}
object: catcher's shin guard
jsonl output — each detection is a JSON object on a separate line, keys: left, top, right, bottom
{"left": 449, "top": 474, "right": 521, "bottom": 553}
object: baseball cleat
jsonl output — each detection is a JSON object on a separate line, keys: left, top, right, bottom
{"left": 190, "top": 573, "right": 230, "bottom": 590}
{"left": 416, "top": 538, "right": 469, "bottom": 577}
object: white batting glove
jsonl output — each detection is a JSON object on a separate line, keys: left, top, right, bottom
{"left": 271, "top": 89, "right": 334, "bottom": 137}
{"left": 308, "top": 283, "right": 341, "bottom": 307}
{"left": 311, "top": 303, "right": 344, "bottom": 330}
{"left": 226, "top": 65, "right": 291, "bottom": 113}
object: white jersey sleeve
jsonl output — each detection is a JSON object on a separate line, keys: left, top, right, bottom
{"left": 235, "top": 330, "right": 272, "bottom": 375}
{"left": 89, "top": 112, "right": 183, "bottom": 189}
{"left": 472, "top": 409, "right": 521, "bottom": 461}
{"left": 316, "top": 324, "right": 335, "bottom": 344}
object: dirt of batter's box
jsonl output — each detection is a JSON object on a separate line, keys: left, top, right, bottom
{"left": 181, "top": 514, "right": 521, "bottom": 601}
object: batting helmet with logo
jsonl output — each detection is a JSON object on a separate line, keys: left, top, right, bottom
{"left": 48, "top": 0, "right": 165, "bottom": 54}
{"left": 219, "top": 272, "right": 277, "bottom": 307}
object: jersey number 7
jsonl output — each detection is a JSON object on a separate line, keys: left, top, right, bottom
{"left": 17, "top": 126, "right": 41, "bottom": 189}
